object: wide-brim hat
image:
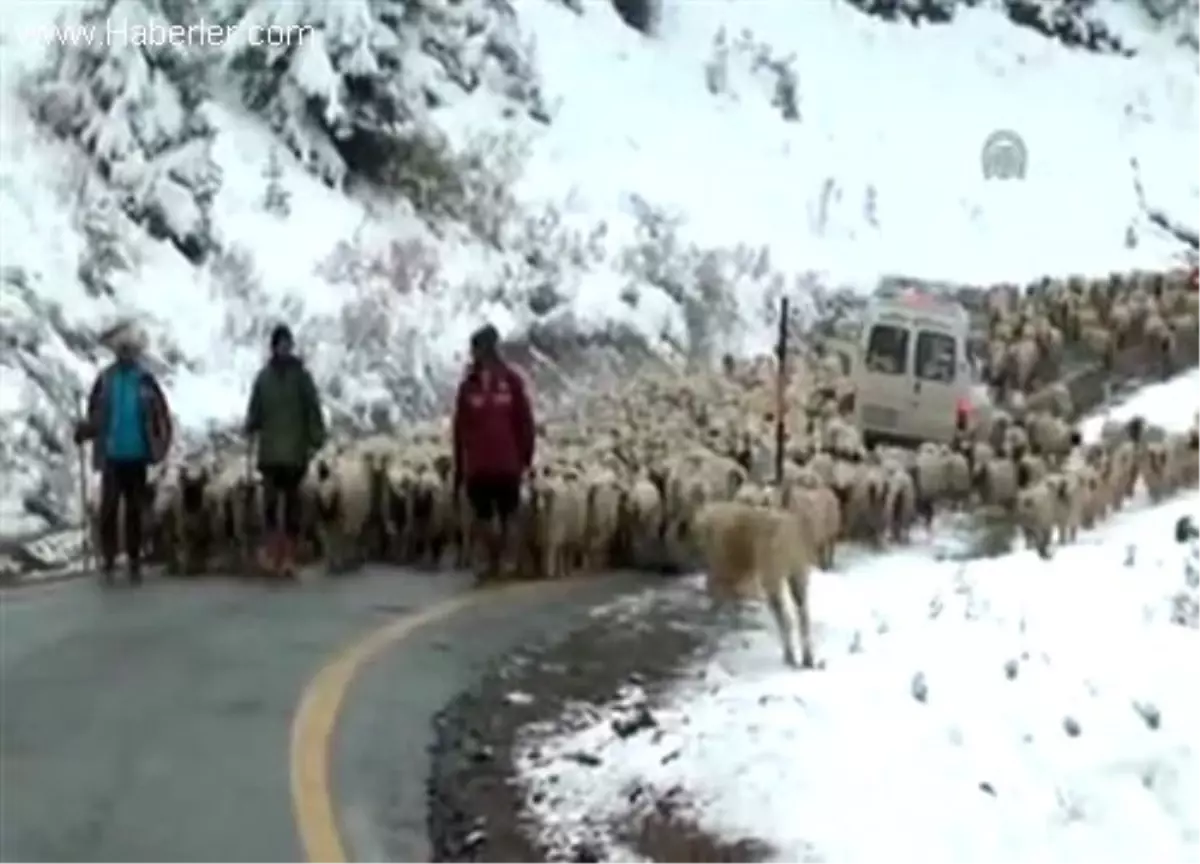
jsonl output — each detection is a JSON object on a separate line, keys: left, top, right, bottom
{"left": 100, "top": 319, "right": 147, "bottom": 354}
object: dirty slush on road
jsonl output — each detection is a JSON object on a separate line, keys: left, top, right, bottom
{"left": 425, "top": 581, "right": 778, "bottom": 863}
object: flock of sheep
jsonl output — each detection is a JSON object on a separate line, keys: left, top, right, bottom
{"left": 982, "top": 268, "right": 1197, "bottom": 395}
{"left": 95, "top": 267, "right": 1198, "bottom": 665}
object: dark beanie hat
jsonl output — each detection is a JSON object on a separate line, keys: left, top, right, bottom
{"left": 470, "top": 323, "right": 499, "bottom": 353}
{"left": 270, "top": 323, "right": 294, "bottom": 348}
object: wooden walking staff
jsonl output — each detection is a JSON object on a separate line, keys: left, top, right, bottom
{"left": 774, "top": 296, "right": 790, "bottom": 486}
{"left": 243, "top": 433, "right": 258, "bottom": 574}
{"left": 75, "top": 386, "right": 93, "bottom": 574}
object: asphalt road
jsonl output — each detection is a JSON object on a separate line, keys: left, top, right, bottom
{"left": 332, "top": 572, "right": 646, "bottom": 862}
{"left": 0, "top": 567, "right": 647, "bottom": 862}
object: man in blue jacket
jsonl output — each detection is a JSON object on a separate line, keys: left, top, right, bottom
{"left": 74, "top": 325, "right": 173, "bottom": 585}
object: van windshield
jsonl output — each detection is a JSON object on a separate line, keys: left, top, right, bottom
{"left": 865, "top": 324, "right": 909, "bottom": 375}
{"left": 916, "top": 330, "right": 957, "bottom": 383}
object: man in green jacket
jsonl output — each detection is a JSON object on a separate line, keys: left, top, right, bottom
{"left": 244, "top": 324, "right": 326, "bottom": 577}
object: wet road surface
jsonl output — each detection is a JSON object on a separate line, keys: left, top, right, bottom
{"left": 0, "top": 568, "right": 647, "bottom": 862}
{"left": 0, "top": 567, "right": 473, "bottom": 862}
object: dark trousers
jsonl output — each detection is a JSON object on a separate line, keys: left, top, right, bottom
{"left": 465, "top": 475, "right": 521, "bottom": 526}
{"left": 99, "top": 459, "right": 148, "bottom": 568}
{"left": 261, "top": 464, "right": 305, "bottom": 538}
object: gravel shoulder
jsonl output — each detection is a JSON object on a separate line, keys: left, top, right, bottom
{"left": 425, "top": 577, "right": 768, "bottom": 863}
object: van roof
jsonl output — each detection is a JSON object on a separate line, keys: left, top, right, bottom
{"left": 869, "top": 285, "right": 969, "bottom": 325}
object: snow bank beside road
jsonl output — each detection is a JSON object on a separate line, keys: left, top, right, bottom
{"left": 1080, "top": 368, "right": 1200, "bottom": 442}
{"left": 517, "top": 492, "right": 1200, "bottom": 862}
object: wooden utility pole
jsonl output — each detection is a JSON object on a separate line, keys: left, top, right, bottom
{"left": 774, "top": 296, "right": 789, "bottom": 485}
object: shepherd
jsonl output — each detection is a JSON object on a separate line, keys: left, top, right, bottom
{"left": 452, "top": 324, "right": 536, "bottom": 584}
{"left": 73, "top": 323, "right": 173, "bottom": 585}
{"left": 244, "top": 323, "right": 327, "bottom": 578}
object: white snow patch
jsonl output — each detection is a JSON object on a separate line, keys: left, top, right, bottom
{"left": 518, "top": 0, "right": 1198, "bottom": 291}
{"left": 518, "top": 491, "right": 1200, "bottom": 862}
{"left": 1081, "top": 369, "right": 1200, "bottom": 442}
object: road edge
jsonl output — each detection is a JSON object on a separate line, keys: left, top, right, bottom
{"left": 288, "top": 578, "right": 579, "bottom": 863}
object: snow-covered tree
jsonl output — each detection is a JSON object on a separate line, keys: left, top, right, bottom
{"left": 611, "top": 0, "right": 661, "bottom": 35}
{"left": 77, "top": 191, "right": 132, "bottom": 298}
{"left": 24, "top": 0, "right": 223, "bottom": 264}
{"left": 842, "top": 0, "right": 1135, "bottom": 54}
{"left": 261, "top": 147, "right": 291, "bottom": 217}
{"left": 223, "top": 0, "right": 547, "bottom": 211}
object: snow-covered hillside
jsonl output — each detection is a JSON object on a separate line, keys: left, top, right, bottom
{"left": 1, "top": 0, "right": 1196, "bottom": 533}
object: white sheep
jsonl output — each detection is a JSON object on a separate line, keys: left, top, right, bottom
{"left": 694, "top": 500, "right": 817, "bottom": 669}
{"left": 530, "top": 470, "right": 588, "bottom": 580}
{"left": 883, "top": 467, "right": 917, "bottom": 544}
{"left": 314, "top": 451, "right": 372, "bottom": 573}
{"left": 1015, "top": 481, "right": 1056, "bottom": 559}
{"left": 584, "top": 468, "right": 624, "bottom": 570}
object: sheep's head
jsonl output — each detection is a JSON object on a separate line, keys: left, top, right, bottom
{"left": 866, "top": 472, "right": 886, "bottom": 506}
{"left": 1049, "top": 475, "right": 1070, "bottom": 503}
{"left": 1145, "top": 443, "right": 1169, "bottom": 474}
{"left": 1126, "top": 415, "right": 1146, "bottom": 445}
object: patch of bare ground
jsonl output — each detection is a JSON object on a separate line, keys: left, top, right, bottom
{"left": 426, "top": 580, "right": 763, "bottom": 862}
{"left": 620, "top": 795, "right": 776, "bottom": 863}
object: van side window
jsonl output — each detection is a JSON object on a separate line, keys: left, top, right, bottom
{"left": 865, "top": 324, "right": 909, "bottom": 375}
{"left": 916, "top": 330, "right": 957, "bottom": 383}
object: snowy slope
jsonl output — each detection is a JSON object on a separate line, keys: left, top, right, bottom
{"left": 1, "top": 0, "right": 1197, "bottom": 533}
{"left": 517, "top": 0, "right": 1199, "bottom": 293}
{"left": 518, "top": 492, "right": 1200, "bottom": 862}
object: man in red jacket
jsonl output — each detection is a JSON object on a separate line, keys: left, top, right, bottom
{"left": 453, "top": 324, "right": 535, "bottom": 583}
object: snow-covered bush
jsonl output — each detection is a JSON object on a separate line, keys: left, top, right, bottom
{"left": 840, "top": 0, "right": 1134, "bottom": 55}
{"left": 261, "top": 147, "right": 291, "bottom": 218}
{"left": 456, "top": 131, "right": 531, "bottom": 248}
{"left": 316, "top": 232, "right": 443, "bottom": 297}
{"left": 704, "top": 29, "right": 730, "bottom": 96}
{"left": 495, "top": 203, "right": 610, "bottom": 316}
{"left": 371, "top": 130, "right": 467, "bottom": 217}
{"left": 224, "top": 0, "right": 547, "bottom": 197}
{"left": 76, "top": 190, "right": 134, "bottom": 299}
{"left": 326, "top": 288, "right": 447, "bottom": 429}
{"left": 702, "top": 28, "right": 799, "bottom": 122}
{"left": 0, "top": 269, "right": 100, "bottom": 530}
{"left": 23, "top": 0, "right": 223, "bottom": 263}
{"left": 622, "top": 197, "right": 789, "bottom": 366}
{"left": 758, "top": 269, "right": 833, "bottom": 349}
{"left": 611, "top": 0, "right": 661, "bottom": 35}
{"left": 209, "top": 244, "right": 274, "bottom": 349}
{"left": 366, "top": 127, "right": 524, "bottom": 244}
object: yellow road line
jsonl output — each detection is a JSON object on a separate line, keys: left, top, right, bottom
{"left": 289, "top": 579, "right": 575, "bottom": 863}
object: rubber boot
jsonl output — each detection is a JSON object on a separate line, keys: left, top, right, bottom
{"left": 497, "top": 526, "right": 520, "bottom": 581}
{"left": 474, "top": 524, "right": 501, "bottom": 586}
{"left": 256, "top": 532, "right": 282, "bottom": 576}
{"left": 278, "top": 535, "right": 298, "bottom": 579}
